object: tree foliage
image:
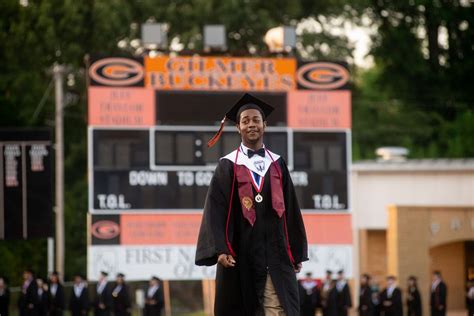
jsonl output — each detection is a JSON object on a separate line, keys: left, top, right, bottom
{"left": 352, "top": 0, "right": 473, "bottom": 159}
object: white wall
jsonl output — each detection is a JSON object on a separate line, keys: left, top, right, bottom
{"left": 351, "top": 169, "right": 474, "bottom": 229}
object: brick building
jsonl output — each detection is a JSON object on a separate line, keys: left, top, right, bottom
{"left": 352, "top": 157, "right": 474, "bottom": 315}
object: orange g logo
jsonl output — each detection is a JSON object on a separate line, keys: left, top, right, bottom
{"left": 89, "top": 58, "right": 144, "bottom": 86}
{"left": 297, "top": 62, "right": 349, "bottom": 90}
{"left": 91, "top": 220, "right": 120, "bottom": 239}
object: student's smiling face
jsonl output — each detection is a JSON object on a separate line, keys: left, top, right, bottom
{"left": 237, "top": 109, "right": 266, "bottom": 146}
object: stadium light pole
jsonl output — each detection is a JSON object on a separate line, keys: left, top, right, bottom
{"left": 53, "top": 63, "right": 65, "bottom": 279}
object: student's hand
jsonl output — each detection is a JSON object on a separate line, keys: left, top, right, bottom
{"left": 218, "top": 254, "right": 236, "bottom": 268}
{"left": 383, "top": 301, "right": 392, "bottom": 306}
{"left": 294, "top": 263, "right": 302, "bottom": 273}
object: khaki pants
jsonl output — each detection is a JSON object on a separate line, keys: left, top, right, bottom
{"left": 263, "top": 274, "right": 285, "bottom": 316}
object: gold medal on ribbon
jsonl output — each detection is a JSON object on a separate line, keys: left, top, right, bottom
{"left": 242, "top": 196, "right": 253, "bottom": 210}
{"left": 255, "top": 193, "right": 263, "bottom": 203}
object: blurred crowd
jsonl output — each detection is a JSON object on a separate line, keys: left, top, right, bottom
{"left": 298, "top": 270, "right": 474, "bottom": 316}
{"left": 0, "top": 270, "right": 164, "bottom": 316}
{"left": 1, "top": 268, "right": 473, "bottom": 316}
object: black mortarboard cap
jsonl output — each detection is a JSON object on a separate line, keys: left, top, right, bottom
{"left": 207, "top": 93, "right": 274, "bottom": 147}
{"left": 116, "top": 273, "right": 125, "bottom": 278}
{"left": 100, "top": 271, "right": 109, "bottom": 277}
{"left": 225, "top": 93, "right": 274, "bottom": 124}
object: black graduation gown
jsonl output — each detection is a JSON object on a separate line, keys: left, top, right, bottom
{"left": 430, "top": 281, "right": 447, "bottom": 316}
{"left": 379, "top": 288, "right": 402, "bottom": 316}
{"left": 336, "top": 283, "right": 352, "bottom": 316}
{"left": 299, "top": 281, "right": 319, "bottom": 316}
{"left": 195, "top": 157, "right": 308, "bottom": 316}
{"left": 406, "top": 287, "right": 422, "bottom": 316}
{"left": 0, "top": 288, "right": 10, "bottom": 316}
{"left": 466, "top": 287, "right": 474, "bottom": 316}
{"left": 18, "top": 280, "right": 39, "bottom": 316}
{"left": 37, "top": 289, "right": 49, "bottom": 316}
{"left": 48, "top": 283, "right": 65, "bottom": 316}
{"left": 69, "top": 287, "right": 89, "bottom": 316}
{"left": 323, "top": 287, "right": 338, "bottom": 316}
{"left": 111, "top": 285, "right": 131, "bottom": 316}
{"left": 144, "top": 286, "right": 164, "bottom": 316}
{"left": 467, "top": 287, "right": 474, "bottom": 316}
{"left": 358, "top": 285, "right": 373, "bottom": 316}
{"left": 93, "top": 283, "right": 112, "bottom": 316}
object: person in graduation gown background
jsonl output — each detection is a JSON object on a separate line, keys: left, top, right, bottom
{"left": 0, "top": 277, "right": 10, "bottom": 316}
{"left": 466, "top": 279, "right": 474, "bottom": 316}
{"left": 69, "top": 275, "right": 89, "bottom": 316}
{"left": 111, "top": 273, "right": 131, "bottom": 316}
{"left": 36, "top": 278, "right": 49, "bottom": 316}
{"left": 322, "top": 280, "right": 339, "bottom": 316}
{"left": 93, "top": 271, "right": 112, "bottom": 316}
{"left": 299, "top": 272, "right": 320, "bottom": 316}
{"left": 195, "top": 93, "right": 308, "bottom": 316}
{"left": 144, "top": 276, "right": 164, "bottom": 316}
{"left": 430, "top": 271, "right": 447, "bottom": 316}
{"left": 379, "top": 276, "right": 402, "bottom": 316}
{"left": 358, "top": 274, "right": 373, "bottom": 316}
{"left": 48, "top": 271, "right": 65, "bottom": 316}
{"left": 406, "top": 276, "right": 422, "bottom": 316}
{"left": 18, "top": 269, "right": 39, "bottom": 316}
{"left": 336, "top": 270, "right": 352, "bottom": 316}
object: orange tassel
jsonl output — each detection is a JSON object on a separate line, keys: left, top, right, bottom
{"left": 207, "top": 116, "right": 227, "bottom": 148}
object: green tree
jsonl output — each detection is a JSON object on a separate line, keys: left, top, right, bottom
{"left": 352, "top": 0, "right": 473, "bottom": 159}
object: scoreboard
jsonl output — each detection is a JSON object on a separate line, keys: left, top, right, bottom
{"left": 87, "top": 56, "right": 353, "bottom": 281}
{"left": 90, "top": 127, "right": 349, "bottom": 212}
{"left": 0, "top": 129, "right": 53, "bottom": 240}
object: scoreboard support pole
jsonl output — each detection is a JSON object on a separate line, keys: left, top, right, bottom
{"left": 202, "top": 279, "right": 215, "bottom": 316}
{"left": 53, "top": 63, "right": 66, "bottom": 278}
{"left": 163, "top": 280, "right": 171, "bottom": 316}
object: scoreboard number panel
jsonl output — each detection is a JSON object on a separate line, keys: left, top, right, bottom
{"left": 89, "top": 127, "right": 350, "bottom": 213}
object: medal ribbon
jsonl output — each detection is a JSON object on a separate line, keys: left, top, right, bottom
{"left": 248, "top": 170, "right": 264, "bottom": 193}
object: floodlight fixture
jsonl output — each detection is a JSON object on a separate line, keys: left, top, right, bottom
{"left": 204, "top": 25, "right": 227, "bottom": 52}
{"left": 141, "top": 23, "right": 168, "bottom": 50}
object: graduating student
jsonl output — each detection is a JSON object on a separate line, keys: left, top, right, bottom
{"left": 195, "top": 93, "right": 308, "bottom": 316}
{"left": 406, "top": 276, "right": 422, "bottom": 316}
{"left": 336, "top": 270, "right": 352, "bottom": 316}
{"left": 430, "top": 271, "right": 447, "bottom": 316}
{"left": 322, "top": 280, "right": 339, "bottom": 316}
{"left": 36, "top": 278, "right": 49, "bottom": 316}
{"left": 69, "top": 275, "right": 89, "bottom": 316}
{"left": 93, "top": 271, "right": 112, "bottom": 316}
{"left": 144, "top": 276, "right": 164, "bottom": 316}
{"left": 321, "top": 270, "right": 334, "bottom": 316}
{"left": 0, "top": 277, "right": 10, "bottom": 316}
{"left": 48, "top": 271, "right": 65, "bottom": 316}
{"left": 358, "top": 274, "right": 373, "bottom": 316}
{"left": 379, "top": 276, "right": 402, "bottom": 316}
{"left": 466, "top": 279, "right": 474, "bottom": 316}
{"left": 111, "top": 273, "right": 131, "bottom": 316}
{"left": 18, "top": 269, "right": 39, "bottom": 316}
{"left": 299, "top": 272, "right": 320, "bottom": 316}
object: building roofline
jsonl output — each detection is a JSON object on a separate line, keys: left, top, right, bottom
{"left": 352, "top": 159, "right": 474, "bottom": 172}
